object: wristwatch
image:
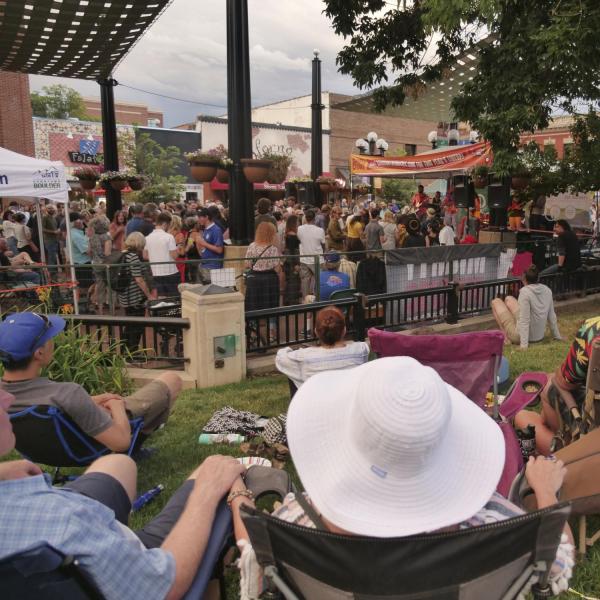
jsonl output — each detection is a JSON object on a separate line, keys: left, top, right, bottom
{"left": 226, "top": 489, "right": 254, "bottom": 507}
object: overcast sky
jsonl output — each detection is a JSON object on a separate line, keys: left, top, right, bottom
{"left": 29, "top": 0, "right": 361, "bottom": 128}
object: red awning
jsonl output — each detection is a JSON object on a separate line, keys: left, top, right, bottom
{"left": 209, "top": 179, "right": 285, "bottom": 191}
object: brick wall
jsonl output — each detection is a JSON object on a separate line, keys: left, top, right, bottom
{"left": 0, "top": 72, "right": 35, "bottom": 157}
{"left": 328, "top": 93, "right": 437, "bottom": 172}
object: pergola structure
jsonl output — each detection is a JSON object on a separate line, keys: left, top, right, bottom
{"left": 0, "top": 0, "right": 173, "bottom": 217}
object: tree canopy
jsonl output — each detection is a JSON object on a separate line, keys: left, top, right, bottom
{"left": 323, "top": 0, "right": 600, "bottom": 172}
{"left": 31, "top": 84, "right": 97, "bottom": 120}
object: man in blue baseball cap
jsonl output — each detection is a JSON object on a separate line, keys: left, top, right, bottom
{"left": 319, "top": 252, "right": 351, "bottom": 301}
{"left": 0, "top": 312, "right": 182, "bottom": 452}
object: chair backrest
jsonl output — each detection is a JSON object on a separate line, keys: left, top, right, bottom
{"left": 242, "top": 501, "right": 571, "bottom": 600}
{"left": 1, "top": 543, "right": 101, "bottom": 600}
{"left": 368, "top": 328, "right": 505, "bottom": 407}
{"left": 8, "top": 405, "right": 144, "bottom": 468}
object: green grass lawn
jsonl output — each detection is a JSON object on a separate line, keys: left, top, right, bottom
{"left": 4, "top": 303, "right": 600, "bottom": 599}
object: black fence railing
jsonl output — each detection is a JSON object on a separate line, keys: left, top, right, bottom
{"left": 245, "top": 266, "right": 600, "bottom": 353}
{"left": 65, "top": 314, "right": 190, "bottom": 366}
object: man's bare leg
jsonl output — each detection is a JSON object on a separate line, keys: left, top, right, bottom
{"left": 84, "top": 454, "right": 137, "bottom": 502}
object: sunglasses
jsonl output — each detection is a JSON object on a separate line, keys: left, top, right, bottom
{"left": 29, "top": 314, "right": 51, "bottom": 354}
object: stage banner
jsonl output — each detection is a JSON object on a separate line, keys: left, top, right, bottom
{"left": 350, "top": 142, "right": 492, "bottom": 177}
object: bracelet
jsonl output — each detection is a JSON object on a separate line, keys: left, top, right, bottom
{"left": 226, "top": 489, "right": 254, "bottom": 507}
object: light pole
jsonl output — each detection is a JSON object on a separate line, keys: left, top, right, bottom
{"left": 310, "top": 49, "right": 324, "bottom": 182}
{"left": 355, "top": 131, "right": 388, "bottom": 199}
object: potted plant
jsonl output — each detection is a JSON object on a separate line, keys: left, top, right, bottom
{"left": 99, "top": 170, "right": 130, "bottom": 191}
{"left": 241, "top": 156, "right": 273, "bottom": 183}
{"left": 261, "top": 151, "right": 293, "bottom": 184}
{"left": 73, "top": 166, "right": 100, "bottom": 191}
{"left": 510, "top": 167, "right": 531, "bottom": 191}
{"left": 127, "top": 172, "right": 147, "bottom": 191}
{"left": 205, "top": 144, "right": 233, "bottom": 183}
{"left": 316, "top": 175, "right": 338, "bottom": 193}
{"left": 185, "top": 149, "right": 220, "bottom": 182}
{"left": 354, "top": 183, "right": 369, "bottom": 195}
{"left": 471, "top": 165, "right": 490, "bottom": 189}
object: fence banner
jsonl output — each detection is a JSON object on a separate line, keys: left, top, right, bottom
{"left": 385, "top": 243, "right": 504, "bottom": 293}
{"left": 350, "top": 141, "right": 492, "bottom": 177}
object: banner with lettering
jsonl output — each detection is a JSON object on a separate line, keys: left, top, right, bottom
{"left": 350, "top": 141, "right": 492, "bottom": 177}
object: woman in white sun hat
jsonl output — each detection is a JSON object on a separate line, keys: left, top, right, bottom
{"left": 229, "top": 357, "right": 574, "bottom": 599}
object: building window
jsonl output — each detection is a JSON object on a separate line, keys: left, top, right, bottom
{"left": 404, "top": 144, "right": 417, "bottom": 156}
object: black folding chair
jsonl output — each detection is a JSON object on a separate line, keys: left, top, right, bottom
{"left": 241, "top": 500, "right": 571, "bottom": 600}
{"left": 9, "top": 405, "right": 144, "bottom": 482}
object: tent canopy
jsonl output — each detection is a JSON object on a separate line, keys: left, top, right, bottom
{"left": 350, "top": 141, "right": 492, "bottom": 179}
{"left": 0, "top": 146, "right": 69, "bottom": 203}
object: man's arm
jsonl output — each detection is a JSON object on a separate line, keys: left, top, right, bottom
{"left": 196, "top": 236, "right": 224, "bottom": 254}
{"left": 162, "top": 456, "right": 245, "bottom": 600}
{"left": 548, "top": 297, "right": 561, "bottom": 340}
{"left": 94, "top": 398, "right": 131, "bottom": 452}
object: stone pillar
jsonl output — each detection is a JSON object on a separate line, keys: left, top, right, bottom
{"left": 181, "top": 286, "right": 246, "bottom": 388}
{"left": 0, "top": 72, "right": 35, "bottom": 157}
{"left": 225, "top": 244, "right": 248, "bottom": 294}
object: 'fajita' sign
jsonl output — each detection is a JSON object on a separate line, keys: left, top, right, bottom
{"left": 68, "top": 151, "right": 101, "bottom": 165}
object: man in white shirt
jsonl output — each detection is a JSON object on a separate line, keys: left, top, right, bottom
{"left": 144, "top": 212, "right": 179, "bottom": 296}
{"left": 297, "top": 209, "right": 325, "bottom": 300}
{"left": 439, "top": 215, "right": 456, "bottom": 246}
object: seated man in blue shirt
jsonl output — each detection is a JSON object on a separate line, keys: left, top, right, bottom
{"left": 0, "top": 387, "right": 245, "bottom": 600}
{"left": 197, "top": 208, "right": 225, "bottom": 284}
{"left": 319, "top": 252, "right": 351, "bottom": 300}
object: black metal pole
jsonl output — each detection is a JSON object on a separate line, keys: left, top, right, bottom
{"left": 226, "top": 0, "right": 254, "bottom": 245}
{"left": 310, "top": 50, "right": 323, "bottom": 181}
{"left": 98, "top": 78, "right": 121, "bottom": 219}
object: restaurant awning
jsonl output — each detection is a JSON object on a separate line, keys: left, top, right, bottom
{"left": 0, "top": 0, "right": 172, "bottom": 79}
{"left": 350, "top": 141, "right": 492, "bottom": 179}
{"left": 210, "top": 180, "right": 286, "bottom": 192}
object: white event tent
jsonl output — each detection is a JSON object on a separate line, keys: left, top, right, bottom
{"left": 0, "top": 146, "right": 78, "bottom": 312}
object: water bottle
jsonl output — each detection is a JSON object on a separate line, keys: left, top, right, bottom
{"left": 198, "top": 433, "right": 246, "bottom": 445}
{"left": 516, "top": 425, "right": 536, "bottom": 461}
{"left": 132, "top": 484, "right": 164, "bottom": 512}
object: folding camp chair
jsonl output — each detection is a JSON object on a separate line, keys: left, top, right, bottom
{"left": 367, "top": 329, "right": 545, "bottom": 496}
{"left": 1, "top": 500, "right": 233, "bottom": 600}
{"left": 9, "top": 405, "right": 144, "bottom": 482}
{"left": 241, "top": 500, "right": 572, "bottom": 600}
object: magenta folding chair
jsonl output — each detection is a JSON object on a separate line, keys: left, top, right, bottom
{"left": 368, "top": 328, "right": 523, "bottom": 496}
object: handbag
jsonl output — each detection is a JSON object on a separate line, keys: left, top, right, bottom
{"left": 243, "top": 244, "right": 273, "bottom": 281}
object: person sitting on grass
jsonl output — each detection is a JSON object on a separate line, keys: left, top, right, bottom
{"left": 0, "top": 312, "right": 181, "bottom": 452}
{"left": 229, "top": 357, "right": 574, "bottom": 599}
{"left": 491, "top": 264, "right": 562, "bottom": 349}
{"left": 515, "top": 315, "right": 600, "bottom": 454}
{"left": 275, "top": 306, "right": 369, "bottom": 390}
{"left": 0, "top": 387, "right": 245, "bottom": 600}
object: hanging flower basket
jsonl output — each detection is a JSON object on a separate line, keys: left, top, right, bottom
{"left": 241, "top": 158, "right": 272, "bottom": 183}
{"left": 73, "top": 166, "right": 99, "bottom": 191}
{"left": 511, "top": 175, "right": 530, "bottom": 190}
{"left": 79, "top": 178, "right": 97, "bottom": 191}
{"left": 128, "top": 177, "right": 146, "bottom": 191}
{"left": 474, "top": 176, "right": 487, "bottom": 189}
{"left": 189, "top": 159, "right": 219, "bottom": 183}
{"left": 216, "top": 168, "right": 230, "bottom": 184}
{"left": 99, "top": 170, "right": 131, "bottom": 192}
{"left": 317, "top": 176, "right": 338, "bottom": 194}
{"left": 110, "top": 179, "right": 129, "bottom": 191}
{"left": 262, "top": 152, "right": 292, "bottom": 184}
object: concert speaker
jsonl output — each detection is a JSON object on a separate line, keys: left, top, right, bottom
{"left": 295, "top": 180, "right": 316, "bottom": 207}
{"left": 487, "top": 174, "right": 511, "bottom": 208}
{"left": 452, "top": 175, "right": 472, "bottom": 208}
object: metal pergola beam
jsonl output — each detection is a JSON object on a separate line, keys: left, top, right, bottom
{"left": 0, "top": 0, "right": 172, "bottom": 80}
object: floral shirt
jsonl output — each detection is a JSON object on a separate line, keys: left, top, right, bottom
{"left": 244, "top": 243, "right": 280, "bottom": 272}
{"left": 560, "top": 316, "right": 600, "bottom": 388}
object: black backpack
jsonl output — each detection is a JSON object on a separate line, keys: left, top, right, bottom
{"left": 105, "top": 251, "right": 129, "bottom": 293}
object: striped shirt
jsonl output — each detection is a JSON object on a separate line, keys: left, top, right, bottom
{"left": 117, "top": 251, "right": 147, "bottom": 307}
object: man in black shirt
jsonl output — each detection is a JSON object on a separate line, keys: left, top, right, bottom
{"left": 541, "top": 219, "right": 581, "bottom": 275}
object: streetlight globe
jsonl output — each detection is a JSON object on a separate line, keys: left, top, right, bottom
{"left": 469, "top": 130, "right": 480, "bottom": 142}
{"left": 376, "top": 138, "right": 388, "bottom": 150}
{"left": 313, "top": 49, "right": 320, "bottom": 58}
{"left": 427, "top": 130, "right": 438, "bottom": 143}
{"left": 355, "top": 138, "right": 365, "bottom": 148}
{"left": 366, "top": 131, "right": 378, "bottom": 142}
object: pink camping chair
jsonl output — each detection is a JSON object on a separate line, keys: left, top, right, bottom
{"left": 368, "top": 328, "right": 535, "bottom": 496}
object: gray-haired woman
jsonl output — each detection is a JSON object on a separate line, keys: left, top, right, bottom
{"left": 88, "top": 216, "right": 112, "bottom": 312}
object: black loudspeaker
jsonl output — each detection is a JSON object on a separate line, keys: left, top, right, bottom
{"left": 295, "top": 180, "right": 316, "bottom": 207}
{"left": 452, "top": 175, "right": 472, "bottom": 208}
{"left": 487, "top": 174, "right": 511, "bottom": 208}
{"left": 489, "top": 207, "right": 508, "bottom": 228}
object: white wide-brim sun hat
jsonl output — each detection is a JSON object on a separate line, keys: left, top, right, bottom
{"left": 287, "top": 356, "right": 505, "bottom": 538}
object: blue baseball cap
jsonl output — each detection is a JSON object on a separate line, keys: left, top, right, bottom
{"left": 324, "top": 252, "right": 341, "bottom": 264}
{"left": 0, "top": 313, "right": 65, "bottom": 362}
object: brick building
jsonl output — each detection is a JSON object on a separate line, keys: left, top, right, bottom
{"left": 0, "top": 72, "right": 35, "bottom": 157}
{"left": 520, "top": 116, "right": 574, "bottom": 159}
{"left": 250, "top": 92, "right": 437, "bottom": 177}
{"left": 82, "top": 98, "right": 163, "bottom": 128}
